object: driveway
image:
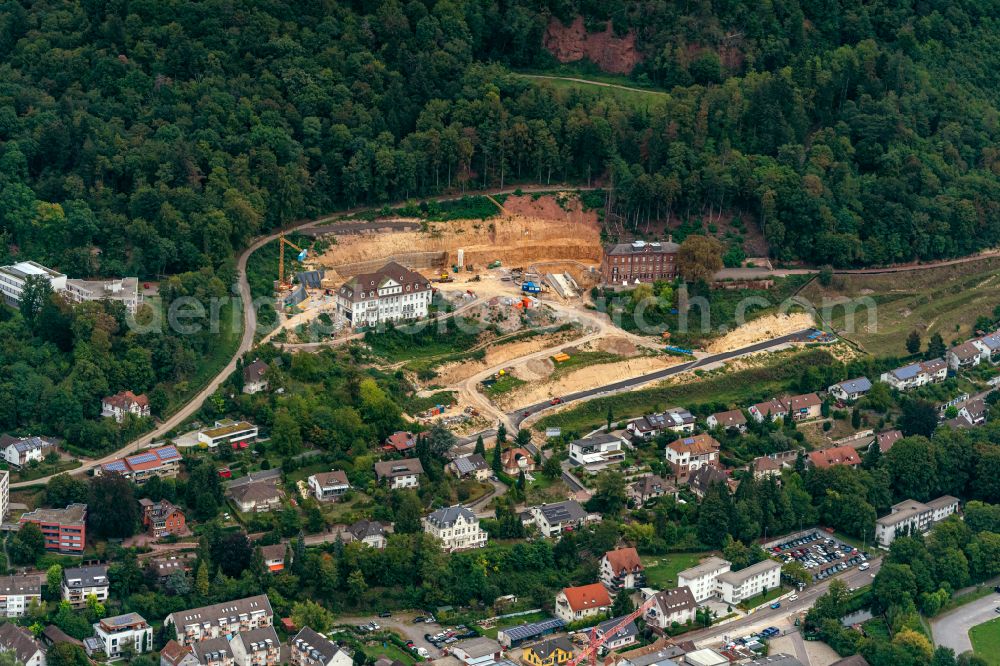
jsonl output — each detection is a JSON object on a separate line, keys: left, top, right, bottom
{"left": 336, "top": 612, "right": 445, "bottom": 656}
{"left": 931, "top": 592, "right": 1000, "bottom": 654}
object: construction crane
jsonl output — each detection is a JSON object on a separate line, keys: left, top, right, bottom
{"left": 277, "top": 233, "right": 307, "bottom": 290}
{"left": 566, "top": 594, "right": 659, "bottom": 666}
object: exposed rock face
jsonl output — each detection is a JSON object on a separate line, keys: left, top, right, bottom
{"left": 543, "top": 16, "right": 642, "bottom": 75}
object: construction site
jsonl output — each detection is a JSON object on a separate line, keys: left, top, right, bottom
{"left": 257, "top": 192, "right": 817, "bottom": 434}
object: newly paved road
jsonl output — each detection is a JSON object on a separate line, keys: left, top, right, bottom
{"left": 510, "top": 329, "right": 815, "bottom": 428}
{"left": 931, "top": 591, "right": 1000, "bottom": 655}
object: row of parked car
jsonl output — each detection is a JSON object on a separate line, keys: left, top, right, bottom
{"left": 771, "top": 531, "right": 870, "bottom": 582}
{"left": 424, "top": 627, "right": 478, "bottom": 650}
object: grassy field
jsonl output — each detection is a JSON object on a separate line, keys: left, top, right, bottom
{"left": 970, "top": 616, "right": 1000, "bottom": 665}
{"left": 800, "top": 256, "right": 1000, "bottom": 357}
{"left": 484, "top": 374, "right": 526, "bottom": 397}
{"left": 738, "top": 585, "right": 787, "bottom": 611}
{"left": 550, "top": 350, "right": 624, "bottom": 379}
{"left": 535, "top": 347, "right": 837, "bottom": 433}
{"left": 641, "top": 553, "right": 708, "bottom": 589}
{"left": 517, "top": 74, "right": 667, "bottom": 109}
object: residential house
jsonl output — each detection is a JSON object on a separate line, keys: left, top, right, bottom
{"left": 677, "top": 557, "right": 731, "bottom": 602}
{"left": 259, "top": 544, "right": 287, "bottom": 573}
{"left": 449, "top": 637, "right": 502, "bottom": 666}
{"left": 665, "top": 434, "right": 720, "bottom": 480}
{"left": 751, "top": 457, "right": 783, "bottom": 481}
{"left": 0, "top": 435, "right": 52, "bottom": 467}
{"left": 522, "top": 637, "right": 573, "bottom": 666}
{"left": 527, "top": 501, "right": 589, "bottom": 538}
{"left": 880, "top": 358, "right": 948, "bottom": 390}
{"left": 0, "top": 575, "right": 41, "bottom": 617}
{"left": 748, "top": 398, "right": 788, "bottom": 423}
{"left": 626, "top": 409, "right": 695, "bottom": 441}
{"left": 192, "top": 638, "right": 235, "bottom": 666}
{"left": 347, "top": 520, "right": 388, "bottom": 549}
{"left": 151, "top": 556, "right": 193, "bottom": 582}
{"left": 227, "top": 479, "right": 283, "bottom": 513}
{"left": 99, "top": 445, "right": 183, "bottom": 483}
{"left": 242, "top": 360, "right": 269, "bottom": 395}
{"left": 705, "top": 410, "right": 747, "bottom": 433}
{"left": 335, "top": 262, "right": 432, "bottom": 328}
{"left": 947, "top": 342, "right": 984, "bottom": 370}
{"left": 828, "top": 378, "right": 873, "bottom": 402}
{"left": 973, "top": 331, "right": 1000, "bottom": 364}
{"left": 872, "top": 430, "right": 902, "bottom": 454}
{"left": 19, "top": 503, "right": 87, "bottom": 553}
{"left": 230, "top": 626, "right": 280, "bottom": 666}
{"left": 642, "top": 587, "right": 698, "bottom": 630}
{"left": 289, "top": 627, "right": 351, "bottom": 666}
{"left": 501, "top": 448, "right": 535, "bottom": 476}
{"left": 627, "top": 475, "right": 675, "bottom": 505}
{"left": 373, "top": 459, "right": 424, "bottom": 489}
{"left": 447, "top": 454, "right": 491, "bottom": 481}
{"left": 688, "top": 465, "right": 737, "bottom": 498}
{"left": 807, "top": 445, "right": 862, "bottom": 469}
{"left": 93, "top": 612, "right": 153, "bottom": 661}
{"left": 600, "top": 547, "right": 645, "bottom": 592}
{"left": 139, "top": 499, "right": 186, "bottom": 537}
{"left": 497, "top": 618, "right": 565, "bottom": 649}
{"left": 382, "top": 431, "right": 417, "bottom": 455}
{"left": 422, "top": 505, "right": 487, "bottom": 552}
{"left": 786, "top": 393, "right": 822, "bottom": 421}
{"left": 716, "top": 559, "right": 781, "bottom": 604}
{"left": 875, "top": 496, "right": 960, "bottom": 547}
{"left": 0, "top": 623, "right": 46, "bottom": 666}
{"left": 554, "top": 583, "right": 611, "bottom": 624}
{"left": 307, "top": 471, "right": 350, "bottom": 502}
{"left": 198, "top": 420, "right": 259, "bottom": 450}
{"left": 101, "top": 391, "right": 151, "bottom": 422}
{"left": 594, "top": 616, "right": 638, "bottom": 651}
{"left": 166, "top": 595, "right": 274, "bottom": 645}
{"left": 568, "top": 434, "right": 626, "bottom": 469}
{"left": 61, "top": 564, "right": 109, "bottom": 609}
{"left": 959, "top": 398, "right": 988, "bottom": 425}
{"left": 161, "top": 640, "right": 199, "bottom": 666}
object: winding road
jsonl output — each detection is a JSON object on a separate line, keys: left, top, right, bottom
{"left": 17, "top": 182, "right": 1000, "bottom": 490}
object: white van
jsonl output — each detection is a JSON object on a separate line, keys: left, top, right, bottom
{"left": 859, "top": 562, "right": 870, "bottom": 571}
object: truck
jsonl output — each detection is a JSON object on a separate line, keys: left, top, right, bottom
{"left": 521, "top": 281, "right": 541, "bottom": 294}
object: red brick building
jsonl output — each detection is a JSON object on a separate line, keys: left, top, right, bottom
{"left": 18, "top": 503, "right": 87, "bottom": 553}
{"left": 601, "top": 240, "right": 680, "bottom": 285}
{"left": 139, "top": 499, "right": 186, "bottom": 537}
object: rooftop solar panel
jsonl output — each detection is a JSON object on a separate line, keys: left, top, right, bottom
{"left": 156, "top": 446, "right": 181, "bottom": 461}
{"left": 127, "top": 452, "right": 158, "bottom": 464}
{"left": 103, "top": 460, "right": 128, "bottom": 472}
{"left": 502, "top": 618, "right": 564, "bottom": 641}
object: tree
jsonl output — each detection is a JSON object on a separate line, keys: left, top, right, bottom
{"left": 89, "top": 473, "right": 139, "bottom": 538}
{"left": 851, "top": 407, "right": 861, "bottom": 429}
{"left": 211, "top": 532, "right": 253, "bottom": 578}
{"left": 906, "top": 330, "right": 922, "bottom": 355}
{"left": 47, "top": 643, "right": 89, "bottom": 666}
{"left": 108, "top": 552, "right": 144, "bottom": 597}
{"left": 606, "top": 405, "right": 614, "bottom": 431}
{"left": 19, "top": 275, "right": 52, "bottom": 331}
{"left": 899, "top": 400, "right": 939, "bottom": 438}
{"left": 928, "top": 332, "right": 946, "bottom": 359}
{"left": 892, "top": 628, "right": 934, "bottom": 665}
{"left": 425, "top": 422, "right": 456, "bottom": 458}
{"left": 394, "top": 491, "right": 423, "bottom": 533}
{"left": 496, "top": 423, "right": 507, "bottom": 446}
{"left": 818, "top": 265, "right": 834, "bottom": 286}
{"left": 10, "top": 522, "right": 45, "bottom": 565}
{"left": 291, "top": 600, "right": 335, "bottom": 633}
{"left": 542, "top": 454, "right": 561, "bottom": 480}
{"left": 46, "top": 474, "right": 89, "bottom": 507}
{"left": 474, "top": 435, "right": 485, "bottom": 456}
{"left": 677, "top": 235, "right": 724, "bottom": 284}
{"left": 46, "top": 565, "right": 63, "bottom": 600}
{"left": 194, "top": 561, "right": 210, "bottom": 596}
{"left": 347, "top": 569, "right": 368, "bottom": 602}
{"left": 491, "top": 438, "right": 503, "bottom": 474}
{"left": 610, "top": 589, "right": 635, "bottom": 617}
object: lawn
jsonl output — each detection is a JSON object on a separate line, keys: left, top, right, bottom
{"left": 535, "top": 347, "right": 837, "bottom": 434}
{"left": 970, "top": 616, "right": 1000, "bottom": 666}
{"left": 642, "top": 553, "right": 708, "bottom": 589}
{"left": 483, "top": 374, "right": 526, "bottom": 397}
{"left": 480, "top": 611, "right": 549, "bottom": 639}
{"left": 360, "top": 641, "right": 417, "bottom": 666}
{"left": 799, "top": 255, "right": 1000, "bottom": 358}
{"left": 8, "top": 458, "right": 81, "bottom": 483}
{"left": 737, "top": 585, "right": 787, "bottom": 611}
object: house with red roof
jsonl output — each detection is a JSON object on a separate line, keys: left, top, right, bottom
{"left": 382, "top": 431, "right": 417, "bottom": 455}
{"left": 97, "top": 445, "right": 181, "bottom": 483}
{"left": 101, "top": 391, "right": 150, "bottom": 423}
{"left": 555, "top": 583, "right": 611, "bottom": 623}
{"left": 807, "top": 445, "right": 862, "bottom": 469}
{"left": 600, "top": 548, "right": 645, "bottom": 592}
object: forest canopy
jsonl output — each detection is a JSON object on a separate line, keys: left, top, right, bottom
{"left": 1, "top": 0, "right": 1000, "bottom": 275}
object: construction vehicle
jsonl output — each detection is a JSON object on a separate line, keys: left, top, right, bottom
{"left": 521, "top": 281, "right": 541, "bottom": 294}
{"left": 488, "top": 260, "right": 502, "bottom": 269}
{"left": 566, "top": 594, "right": 658, "bottom": 666}
{"left": 277, "top": 233, "right": 307, "bottom": 290}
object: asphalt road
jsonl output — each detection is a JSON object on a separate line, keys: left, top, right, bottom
{"left": 931, "top": 590, "right": 1000, "bottom": 655}
{"left": 685, "top": 558, "right": 883, "bottom": 646}
{"left": 509, "top": 329, "right": 815, "bottom": 428}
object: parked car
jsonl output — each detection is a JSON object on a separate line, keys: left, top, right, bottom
{"left": 379, "top": 611, "right": 391, "bottom": 618}
{"left": 770, "top": 602, "right": 781, "bottom": 609}
{"left": 414, "top": 616, "right": 427, "bottom": 623}
{"left": 859, "top": 562, "right": 870, "bottom": 571}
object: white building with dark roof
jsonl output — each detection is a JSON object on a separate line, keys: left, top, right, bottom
{"left": 447, "top": 454, "right": 491, "bottom": 481}
{"left": 0, "top": 435, "right": 53, "bottom": 467}
{"left": 527, "top": 501, "right": 590, "bottom": 538}
{"left": 828, "top": 377, "right": 872, "bottom": 402}
{"left": 242, "top": 360, "right": 269, "bottom": 394}
{"left": 875, "top": 496, "right": 960, "bottom": 547}
{"left": 0, "top": 575, "right": 41, "bottom": 617}
{"left": 335, "top": 262, "right": 432, "bottom": 328}
{"left": 717, "top": 559, "right": 781, "bottom": 604}
{"left": 229, "top": 626, "right": 280, "bottom": 666}
{"left": 290, "top": 627, "right": 351, "bottom": 666}
{"left": 642, "top": 587, "right": 698, "bottom": 630}
{"left": 880, "top": 358, "right": 947, "bottom": 390}
{"left": 422, "top": 505, "right": 487, "bottom": 552}
{"left": 0, "top": 622, "right": 46, "bottom": 666}
{"left": 93, "top": 612, "right": 153, "bottom": 661}
{"left": 307, "top": 471, "right": 350, "bottom": 502}
{"left": 166, "top": 595, "right": 274, "bottom": 645}
{"left": 62, "top": 564, "right": 109, "bottom": 609}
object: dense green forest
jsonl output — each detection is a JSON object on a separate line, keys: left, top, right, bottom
{"left": 1, "top": 0, "right": 1000, "bottom": 274}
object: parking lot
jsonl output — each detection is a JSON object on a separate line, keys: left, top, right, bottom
{"left": 770, "top": 530, "right": 871, "bottom": 583}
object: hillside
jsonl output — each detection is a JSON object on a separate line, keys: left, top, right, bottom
{"left": 0, "top": 1, "right": 999, "bottom": 273}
